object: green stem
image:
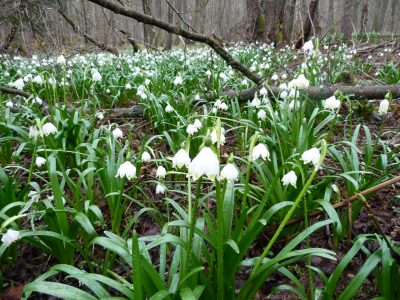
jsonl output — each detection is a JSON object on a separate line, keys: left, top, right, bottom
{"left": 252, "top": 140, "right": 327, "bottom": 275}
{"left": 216, "top": 180, "right": 224, "bottom": 299}
{"left": 112, "top": 178, "right": 126, "bottom": 234}
{"left": 183, "top": 178, "right": 201, "bottom": 284}
{"left": 372, "top": 114, "right": 387, "bottom": 156}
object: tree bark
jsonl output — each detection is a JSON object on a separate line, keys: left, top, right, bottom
{"left": 142, "top": 0, "right": 155, "bottom": 46}
{"left": 341, "top": 0, "right": 355, "bottom": 40}
{"left": 283, "top": 0, "right": 297, "bottom": 42}
{"left": 59, "top": 9, "right": 118, "bottom": 55}
{"left": 0, "top": 25, "right": 18, "bottom": 52}
{"left": 85, "top": 0, "right": 262, "bottom": 85}
{"left": 295, "top": 0, "right": 319, "bottom": 48}
{"left": 360, "top": 0, "right": 368, "bottom": 34}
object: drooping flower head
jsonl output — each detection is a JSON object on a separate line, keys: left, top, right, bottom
{"left": 172, "top": 149, "right": 191, "bottom": 169}
{"left": 116, "top": 161, "right": 137, "bottom": 180}
{"left": 220, "top": 163, "right": 239, "bottom": 182}
{"left": 188, "top": 147, "right": 219, "bottom": 181}
{"left": 251, "top": 143, "right": 270, "bottom": 161}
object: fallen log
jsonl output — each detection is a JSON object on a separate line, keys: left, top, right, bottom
{"left": 208, "top": 84, "right": 400, "bottom": 102}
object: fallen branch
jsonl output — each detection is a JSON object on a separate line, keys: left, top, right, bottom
{"left": 86, "top": 0, "right": 262, "bottom": 85}
{"left": 278, "top": 174, "right": 400, "bottom": 230}
{"left": 207, "top": 84, "right": 400, "bottom": 101}
{"left": 59, "top": 9, "right": 119, "bottom": 55}
{"left": 0, "top": 86, "right": 31, "bottom": 98}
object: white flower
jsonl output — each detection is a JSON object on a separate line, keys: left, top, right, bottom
{"left": 220, "top": 163, "right": 239, "bottom": 182}
{"left": 112, "top": 127, "right": 123, "bottom": 139}
{"left": 188, "top": 147, "right": 219, "bottom": 181}
{"left": 42, "top": 122, "right": 57, "bottom": 136}
{"left": 332, "top": 184, "right": 339, "bottom": 193}
{"left": 186, "top": 124, "right": 197, "bottom": 135}
{"left": 155, "top": 184, "right": 166, "bottom": 194}
{"left": 271, "top": 74, "right": 279, "bottom": 81}
{"left": 211, "top": 127, "right": 226, "bottom": 144}
{"left": 206, "top": 70, "right": 212, "bottom": 77}
{"left": 251, "top": 97, "right": 261, "bottom": 108}
{"left": 260, "top": 87, "right": 268, "bottom": 96}
{"left": 142, "top": 151, "right": 151, "bottom": 162}
{"left": 172, "top": 149, "right": 191, "bottom": 169}
{"left": 165, "top": 103, "right": 173, "bottom": 113}
{"left": 302, "top": 40, "right": 314, "bottom": 54}
{"left": 12, "top": 78, "right": 25, "bottom": 90}
{"left": 251, "top": 144, "right": 270, "bottom": 161}
{"left": 116, "top": 161, "right": 137, "bottom": 180}
{"left": 33, "top": 75, "right": 43, "bottom": 84}
{"left": 194, "top": 94, "right": 200, "bottom": 101}
{"left": 173, "top": 76, "right": 183, "bottom": 85}
{"left": 219, "top": 103, "right": 228, "bottom": 111}
{"left": 1, "top": 229, "right": 20, "bottom": 246}
{"left": 301, "top": 147, "right": 321, "bottom": 168}
{"left": 32, "top": 97, "right": 43, "bottom": 105}
{"left": 219, "top": 72, "right": 228, "bottom": 82}
{"left": 324, "top": 96, "right": 340, "bottom": 110}
{"left": 96, "top": 112, "right": 104, "bottom": 120}
{"left": 29, "top": 126, "right": 39, "bottom": 138}
{"left": 125, "top": 83, "right": 132, "bottom": 89}
{"left": 92, "top": 71, "right": 102, "bottom": 82}
{"left": 288, "top": 74, "right": 309, "bottom": 90}
{"left": 28, "top": 190, "right": 40, "bottom": 202}
{"left": 6, "top": 101, "right": 13, "bottom": 108}
{"left": 257, "top": 109, "right": 266, "bottom": 120}
{"left": 193, "top": 119, "right": 202, "bottom": 130}
{"left": 281, "top": 171, "right": 297, "bottom": 188}
{"left": 156, "top": 166, "right": 167, "bottom": 178}
{"left": 57, "top": 55, "right": 66, "bottom": 65}
{"left": 35, "top": 156, "right": 46, "bottom": 167}
{"left": 378, "top": 99, "right": 389, "bottom": 114}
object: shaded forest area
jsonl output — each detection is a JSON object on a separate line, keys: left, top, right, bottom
{"left": 1, "top": 0, "right": 399, "bottom": 55}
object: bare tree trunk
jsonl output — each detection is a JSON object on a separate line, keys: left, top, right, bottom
{"left": 164, "top": 0, "right": 174, "bottom": 51}
{"left": 284, "top": 0, "right": 297, "bottom": 42}
{"left": 295, "top": 0, "right": 319, "bottom": 48}
{"left": 0, "top": 25, "right": 18, "bottom": 52}
{"left": 360, "top": 0, "right": 368, "bottom": 34}
{"left": 341, "top": 0, "right": 354, "bottom": 40}
{"left": 372, "top": 0, "right": 389, "bottom": 32}
{"left": 142, "top": 0, "right": 154, "bottom": 45}
{"left": 246, "top": 0, "right": 261, "bottom": 41}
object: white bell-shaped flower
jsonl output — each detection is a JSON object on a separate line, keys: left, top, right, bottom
{"left": 211, "top": 127, "right": 226, "bottom": 144}
{"left": 251, "top": 143, "right": 270, "bottom": 161}
{"left": 116, "top": 161, "right": 137, "bottom": 180}
{"left": 324, "top": 96, "right": 340, "bottom": 110}
{"left": 281, "top": 171, "right": 297, "bottom": 188}
{"left": 172, "top": 149, "right": 191, "bottom": 169}
{"left": 42, "top": 122, "right": 57, "bottom": 136}
{"left": 155, "top": 184, "right": 166, "bottom": 194}
{"left": 378, "top": 99, "right": 389, "bottom": 114}
{"left": 220, "top": 163, "right": 239, "bottom": 182}
{"left": 188, "top": 147, "right": 219, "bottom": 181}
{"left": 1, "top": 229, "right": 20, "bottom": 246}
{"left": 35, "top": 156, "right": 46, "bottom": 167}
{"left": 141, "top": 151, "right": 151, "bottom": 162}
{"left": 186, "top": 124, "right": 197, "bottom": 135}
{"left": 301, "top": 147, "right": 321, "bottom": 168}
{"left": 156, "top": 166, "right": 167, "bottom": 178}
{"left": 112, "top": 128, "right": 123, "bottom": 139}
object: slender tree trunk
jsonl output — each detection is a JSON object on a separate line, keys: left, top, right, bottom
{"left": 341, "top": 0, "right": 354, "bottom": 40}
{"left": 142, "top": 0, "right": 154, "bottom": 45}
{"left": 295, "top": 0, "right": 319, "bottom": 48}
{"left": 360, "top": 0, "right": 368, "bottom": 34}
{"left": 164, "top": 0, "right": 174, "bottom": 51}
{"left": 284, "top": 0, "right": 297, "bottom": 42}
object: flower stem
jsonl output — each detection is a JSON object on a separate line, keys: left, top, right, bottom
{"left": 252, "top": 140, "right": 327, "bottom": 275}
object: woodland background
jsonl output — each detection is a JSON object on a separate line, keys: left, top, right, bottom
{"left": 0, "top": 0, "right": 399, "bottom": 55}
